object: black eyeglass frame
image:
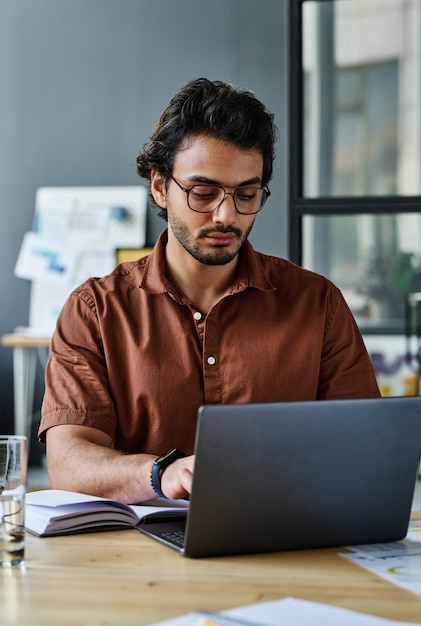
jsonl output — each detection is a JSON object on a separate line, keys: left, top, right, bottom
{"left": 170, "top": 176, "right": 271, "bottom": 215}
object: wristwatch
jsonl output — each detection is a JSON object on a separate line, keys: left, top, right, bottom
{"left": 150, "top": 448, "right": 186, "bottom": 498}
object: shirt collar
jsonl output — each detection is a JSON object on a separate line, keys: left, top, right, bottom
{"left": 140, "top": 229, "right": 276, "bottom": 296}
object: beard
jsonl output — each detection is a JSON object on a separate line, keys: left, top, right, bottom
{"left": 167, "top": 210, "right": 255, "bottom": 266}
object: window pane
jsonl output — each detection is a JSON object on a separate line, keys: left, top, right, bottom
{"left": 303, "top": 214, "right": 421, "bottom": 331}
{"left": 303, "top": 0, "right": 421, "bottom": 197}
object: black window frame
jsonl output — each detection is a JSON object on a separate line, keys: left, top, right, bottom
{"left": 288, "top": 0, "right": 421, "bottom": 334}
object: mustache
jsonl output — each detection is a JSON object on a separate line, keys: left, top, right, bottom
{"left": 198, "top": 225, "right": 242, "bottom": 238}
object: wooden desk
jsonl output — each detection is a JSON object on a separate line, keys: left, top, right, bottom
{"left": 1, "top": 334, "right": 51, "bottom": 438}
{"left": 2, "top": 524, "right": 421, "bottom": 626}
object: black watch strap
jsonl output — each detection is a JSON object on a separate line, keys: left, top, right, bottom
{"left": 150, "top": 448, "right": 186, "bottom": 498}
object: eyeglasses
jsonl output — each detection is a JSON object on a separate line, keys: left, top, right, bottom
{"left": 170, "top": 176, "right": 270, "bottom": 215}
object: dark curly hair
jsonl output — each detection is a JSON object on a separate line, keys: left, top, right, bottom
{"left": 136, "top": 77, "right": 277, "bottom": 220}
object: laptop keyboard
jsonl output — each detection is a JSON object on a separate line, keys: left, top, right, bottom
{"left": 159, "top": 529, "right": 185, "bottom": 548}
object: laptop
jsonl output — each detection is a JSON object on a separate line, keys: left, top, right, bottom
{"left": 139, "top": 397, "right": 421, "bottom": 558}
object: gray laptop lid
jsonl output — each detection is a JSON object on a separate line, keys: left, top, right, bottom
{"left": 142, "top": 397, "right": 421, "bottom": 558}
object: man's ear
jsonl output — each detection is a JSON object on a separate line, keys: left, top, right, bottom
{"left": 150, "top": 169, "right": 168, "bottom": 208}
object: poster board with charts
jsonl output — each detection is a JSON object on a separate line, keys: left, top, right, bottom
{"left": 15, "top": 186, "right": 148, "bottom": 333}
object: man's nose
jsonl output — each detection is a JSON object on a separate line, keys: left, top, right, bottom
{"left": 211, "top": 192, "right": 237, "bottom": 222}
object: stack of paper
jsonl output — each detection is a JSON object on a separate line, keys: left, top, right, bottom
{"left": 341, "top": 520, "right": 421, "bottom": 596}
{"left": 146, "top": 597, "right": 421, "bottom": 626}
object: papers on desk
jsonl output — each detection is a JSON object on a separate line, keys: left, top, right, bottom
{"left": 146, "top": 597, "right": 421, "bottom": 626}
{"left": 341, "top": 520, "right": 421, "bottom": 596}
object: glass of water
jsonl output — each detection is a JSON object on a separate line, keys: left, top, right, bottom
{"left": 0, "top": 436, "right": 27, "bottom": 567}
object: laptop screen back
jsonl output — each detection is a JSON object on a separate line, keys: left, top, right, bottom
{"left": 181, "top": 397, "right": 421, "bottom": 557}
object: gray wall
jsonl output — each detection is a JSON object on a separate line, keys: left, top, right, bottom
{"left": 0, "top": 0, "right": 288, "bottom": 450}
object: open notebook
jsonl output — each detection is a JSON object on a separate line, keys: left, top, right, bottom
{"left": 139, "top": 396, "right": 421, "bottom": 558}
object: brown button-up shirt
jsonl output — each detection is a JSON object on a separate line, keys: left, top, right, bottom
{"left": 39, "top": 230, "right": 380, "bottom": 455}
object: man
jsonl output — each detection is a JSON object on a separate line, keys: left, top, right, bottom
{"left": 39, "top": 78, "right": 380, "bottom": 504}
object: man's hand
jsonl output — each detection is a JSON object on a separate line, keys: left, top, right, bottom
{"left": 160, "top": 455, "right": 195, "bottom": 499}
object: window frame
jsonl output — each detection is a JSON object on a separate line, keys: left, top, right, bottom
{"left": 288, "top": 0, "right": 421, "bottom": 334}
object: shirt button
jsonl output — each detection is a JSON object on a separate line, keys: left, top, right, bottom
{"left": 207, "top": 356, "right": 216, "bottom": 366}
{"left": 193, "top": 311, "right": 202, "bottom": 321}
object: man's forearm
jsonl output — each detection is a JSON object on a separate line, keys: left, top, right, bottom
{"left": 47, "top": 437, "right": 157, "bottom": 504}
{"left": 46, "top": 425, "right": 194, "bottom": 503}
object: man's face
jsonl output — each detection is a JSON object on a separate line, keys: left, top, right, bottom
{"left": 152, "top": 135, "right": 264, "bottom": 266}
